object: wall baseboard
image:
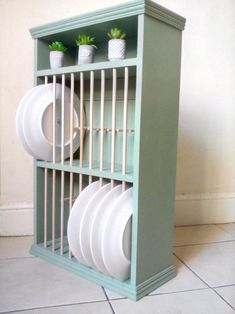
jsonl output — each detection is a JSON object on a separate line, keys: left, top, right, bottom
{"left": 0, "top": 193, "right": 234, "bottom": 236}
{"left": 175, "top": 193, "right": 235, "bottom": 226}
{"left": 0, "top": 203, "right": 33, "bottom": 236}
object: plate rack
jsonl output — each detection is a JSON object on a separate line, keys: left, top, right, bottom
{"left": 39, "top": 66, "right": 135, "bottom": 254}
{"left": 30, "top": 0, "right": 185, "bottom": 300}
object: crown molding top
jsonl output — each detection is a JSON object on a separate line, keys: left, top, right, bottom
{"left": 30, "top": 0, "right": 185, "bottom": 38}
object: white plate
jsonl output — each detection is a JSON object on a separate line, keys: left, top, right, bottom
{"left": 15, "top": 85, "right": 42, "bottom": 156}
{"left": 79, "top": 182, "right": 111, "bottom": 267}
{"left": 102, "top": 187, "right": 133, "bottom": 280}
{"left": 23, "top": 83, "right": 80, "bottom": 161}
{"left": 67, "top": 181, "right": 100, "bottom": 265}
{"left": 90, "top": 184, "right": 123, "bottom": 273}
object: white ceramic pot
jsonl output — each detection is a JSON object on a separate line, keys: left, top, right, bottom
{"left": 49, "top": 51, "right": 64, "bottom": 69}
{"left": 78, "top": 45, "right": 94, "bottom": 64}
{"left": 108, "top": 39, "right": 126, "bottom": 61}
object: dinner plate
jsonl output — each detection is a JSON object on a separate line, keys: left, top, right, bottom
{"left": 67, "top": 181, "right": 100, "bottom": 265}
{"left": 15, "top": 85, "right": 42, "bottom": 156}
{"left": 23, "top": 83, "right": 80, "bottom": 161}
{"left": 79, "top": 182, "right": 111, "bottom": 268}
{"left": 90, "top": 184, "right": 122, "bottom": 273}
{"left": 102, "top": 187, "right": 133, "bottom": 280}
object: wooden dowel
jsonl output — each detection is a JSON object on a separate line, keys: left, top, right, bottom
{"left": 69, "top": 73, "right": 75, "bottom": 259}
{"left": 79, "top": 72, "right": 84, "bottom": 194}
{"left": 44, "top": 76, "right": 48, "bottom": 248}
{"left": 60, "top": 170, "right": 64, "bottom": 254}
{"left": 99, "top": 70, "right": 105, "bottom": 186}
{"left": 60, "top": 74, "right": 65, "bottom": 254}
{"left": 77, "top": 126, "right": 134, "bottom": 132}
{"left": 52, "top": 76, "right": 56, "bottom": 164}
{"left": 89, "top": 71, "right": 94, "bottom": 184}
{"left": 111, "top": 68, "right": 117, "bottom": 188}
{"left": 122, "top": 67, "right": 129, "bottom": 191}
{"left": 44, "top": 167, "right": 48, "bottom": 248}
{"left": 52, "top": 75, "right": 56, "bottom": 252}
{"left": 61, "top": 75, "right": 65, "bottom": 164}
{"left": 70, "top": 73, "right": 74, "bottom": 167}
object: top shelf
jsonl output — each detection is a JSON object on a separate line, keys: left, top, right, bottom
{"left": 31, "top": 0, "right": 185, "bottom": 72}
{"left": 30, "top": 0, "right": 185, "bottom": 40}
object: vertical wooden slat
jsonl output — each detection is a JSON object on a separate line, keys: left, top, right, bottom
{"left": 44, "top": 77, "right": 48, "bottom": 248}
{"left": 122, "top": 67, "right": 129, "bottom": 191}
{"left": 44, "top": 168, "right": 48, "bottom": 248}
{"left": 69, "top": 73, "right": 74, "bottom": 258}
{"left": 79, "top": 72, "right": 84, "bottom": 194}
{"left": 111, "top": 68, "right": 117, "bottom": 188}
{"left": 89, "top": 71, "right": 94, "bottom": 184}
{"left": 60, "top": 74, "right": 65, "bottom": 254}
{"left": 99, "top": 70, "right": 105, "bottom": 187}
{"left": 52, "top": 75, "right": 56, "bottom": 252}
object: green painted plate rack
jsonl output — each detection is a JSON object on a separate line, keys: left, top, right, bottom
{"left": 29, "top": 0, "right": 185, "bottom": 301}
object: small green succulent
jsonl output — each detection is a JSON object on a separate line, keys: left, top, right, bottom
{"left": 75, "top": 35, "right": 97, "bottom": 48}
{"left": 107, "top": 28, "right": 126, "bottom": 39}
{"left": 48, "top": 41, "right": 68, "bottom": 52}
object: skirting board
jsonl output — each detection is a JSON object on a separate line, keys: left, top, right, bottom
{"left": 0, "top": 203, "right": 33, "bottom": 236}
{"left": 0, "top": 193, "right": 235, "bottom": 235}
{"left": 175, "top": 193, "right": 235, "bottom": 226}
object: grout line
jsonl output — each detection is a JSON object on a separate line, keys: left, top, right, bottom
{"left": 173, "top": 253, "right": 235, "bottom": 311}
{"left": 172, "top": 252, "right": 213, "bottom": 289}
{"left": 0, "top": 256, "right": 35, "bottom": 261}
{"left": 213, "top": 224, "right": 235, "bottom": 239}
{"left": 102, "top": 287, "right": 116, "bottom": 314}
{"left": 174, "top": 223, "right": 225, "bottom": 228}
{"left": 213, "top": 289, "right": 235, "bottom": 311}
{"left": 213, "top": 283, "right": 235, "bottom": 289}
{"left": 150, "top": 287, "right": 209, "bottom": 296}
{"left": 0, "top": 299, "right": 110, "bottom": 314}
{"left": 173, "top": 239, "right": 235, "bottom": 248}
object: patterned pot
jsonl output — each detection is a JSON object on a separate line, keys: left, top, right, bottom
{"left": 78, "top": 45, "right": 94, "bottom": 64}
{"left": 49, "top": 51, "right": 64, "bottom": 69}
{"left": 108, "top": 39, "right": 126, "bottom": 61}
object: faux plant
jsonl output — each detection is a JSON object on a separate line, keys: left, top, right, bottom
{"left": 107, "top": 28, "right": 126, "bottom": 39}
{"left": 75, "top": 35, "right": 97, "bottom": 48}
{"left": 48, "top": 41, "right": 68, "bottom": 52}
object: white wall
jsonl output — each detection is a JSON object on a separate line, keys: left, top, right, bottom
{"left": 156, "top": 0, "right": 235, "bottom": 224}
{"left": 0, "top": 0, "right": 234, "bottom": 235}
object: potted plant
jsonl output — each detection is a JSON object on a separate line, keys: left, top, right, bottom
{"left": 75, "top": 35, "right": 97, "bottom": 64}
{"left": 107, "top": 28, "right": 126, "bottom": 61}
{"left": 48, "top": 41, "right": 67, "bottom": 69}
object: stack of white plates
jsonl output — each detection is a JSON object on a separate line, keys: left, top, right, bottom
{"left": 16, "top": 83, "right": 81, "bottom": 161}
{"left": 67, "top": 181, "right": 133, "bottom": 281}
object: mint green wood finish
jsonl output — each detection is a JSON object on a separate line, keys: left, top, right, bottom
{"left": 132, "top": 13, "right": 183, "bottom": 286}
{"left": 30, "top": 0, "right": 185, "bottom": 301}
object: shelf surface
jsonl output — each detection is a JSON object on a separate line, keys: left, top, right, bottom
{"left": 37, "top": 58, "right": 137, "bottom": 77}
{"left": 36, "top": 159, "right": 133, "bottom": 183}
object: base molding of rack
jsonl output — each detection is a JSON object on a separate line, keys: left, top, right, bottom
{"left": 30, "top": 244, "right": 176, "bottom": 301}
{"left": 134, "top": 265, "right": 176, "bottom": 300}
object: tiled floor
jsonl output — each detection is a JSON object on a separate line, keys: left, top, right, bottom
{"left": 0, "top": 223, "right": 235, "bottom": 313}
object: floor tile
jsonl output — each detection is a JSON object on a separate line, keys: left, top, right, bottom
{"left": 0, "top": 236, "right": 33, "bottom": 259}
{"left": 0, "top": 258, "right": 106, "bottom": 313}
{"left": 105, "top": 289, "right": 126, "bottom": 300}
{"left": 150, "top": 256, "right": 207, "bottom": 294}
{"left": 216, "top": 223, "right": 235, "bottom": 238}
{"left": 215, "top": 285, "right": 235, "bottom": 309}
{"left": 174, "top": 225, "right": 234, "bottom": 246}
{"left": 111, "top": 289, "right": 235, "bottom": 314}
{"left": 8, "top": 301, "right": 113, "bottom": 314}
{"left": 105, "top": 256, "right": 207, "bottom": 300}
{"left": 174, "top": 241, "right": 235, "bottom": 287}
